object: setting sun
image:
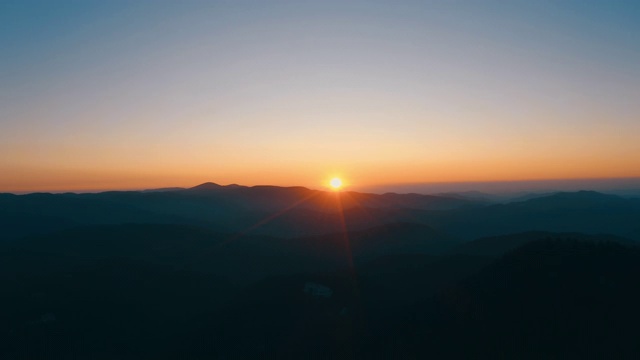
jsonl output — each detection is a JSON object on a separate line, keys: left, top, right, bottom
{"left": 330, "top": 177, "right": 343, "bottom": 190}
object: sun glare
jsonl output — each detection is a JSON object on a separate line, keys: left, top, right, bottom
{"left": 330, "top": 177, "right": 343, "bottom": 190}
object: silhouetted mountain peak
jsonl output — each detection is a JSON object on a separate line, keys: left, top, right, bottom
{"left": 189, "top": 182, "right": 223, "bottom": 190}
{"left": 187, "top": 182, "right": 251, "bottom": 191}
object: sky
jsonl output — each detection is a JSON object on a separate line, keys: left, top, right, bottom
{"left": 1, "top": 0, "right": 639, "bottom": 192}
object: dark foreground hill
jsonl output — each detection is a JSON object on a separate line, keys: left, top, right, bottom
{"left": 2, "top": 227, "right": 640, "bottom": 359}
{"left": 424, "top": 239, "right": 640, "bottom": 359}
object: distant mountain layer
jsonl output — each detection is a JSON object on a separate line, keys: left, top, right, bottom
{"left": 1, "top": 186, "right": 640, "bottom": 242}
{"left": 0, "top": 184, "right": 481, "bottom": 240}
{"left": 417, "top": 190, "right": 640, "bottom": 241}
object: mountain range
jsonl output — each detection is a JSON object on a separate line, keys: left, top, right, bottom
{"left": 2, "top": 183, "right": 640, "bottom": 358}
{"left": 2, "top": 184, "right": 639, "bottom": 242}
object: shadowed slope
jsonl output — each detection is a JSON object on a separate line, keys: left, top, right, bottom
{"left": 427, "top": 239, "right": 640, "bottom": 359}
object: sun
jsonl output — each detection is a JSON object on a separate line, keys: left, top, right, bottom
{"left": 330, "top": 177, "right": 343, "bottom": 190}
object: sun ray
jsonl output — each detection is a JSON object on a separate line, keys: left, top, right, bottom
{"left": 333, "top": 192, "right": 361, "bottom": 299}
{"left": 221, "top": 191, "right": 321, "bottom": 245}
{"left": 339, "top": 191, "right": 376, "bottom": 223}
{"left": 186, "top": 191, "right": 321, "bottom": 267}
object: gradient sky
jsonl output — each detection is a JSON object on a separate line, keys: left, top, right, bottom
{"left": 1, "top": 0, "right": 639, "bottom": 192}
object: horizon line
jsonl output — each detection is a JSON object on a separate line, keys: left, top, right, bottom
{"left": 2, "top": 176, "right": 640, "bottom": 196}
